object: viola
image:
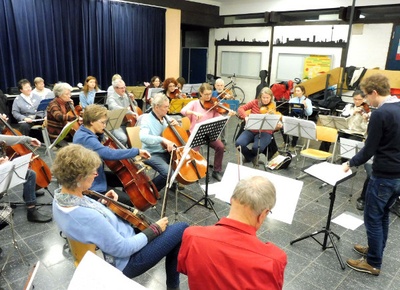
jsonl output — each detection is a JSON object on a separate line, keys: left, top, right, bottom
{"left": 0, "top": 118, "right": 52, "bottom": 190}
{"left": 162, "top": 116, "right": 207, "bottom": 185}
{"left": 103, "top": 128, "right": 160, "bottom": 211}
{"left": 85, "top": 190, "right": 150, "bottom": 231}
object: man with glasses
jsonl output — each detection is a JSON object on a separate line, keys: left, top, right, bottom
{"left": 106, "top": 78, "right": 139, "bottom": 146}
{"left": 73, "top": 104, "right": 150, "bottom": 206}
{"left": 343, "top": 74, "right": 400, "bottom": 276}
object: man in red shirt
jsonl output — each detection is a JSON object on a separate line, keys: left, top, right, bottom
{"left": 178, "top": 176, "right": 287, "bottom": 290}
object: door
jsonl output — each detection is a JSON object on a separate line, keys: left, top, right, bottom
{"left": 182, "top": 48, "right": 207, "bottom": 83}
{"left": 386, "top": 24, "right": 400, "bottom": 70}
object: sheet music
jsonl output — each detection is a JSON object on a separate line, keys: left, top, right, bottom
{"left": 0, "top": 153, "right": 32, "bottom": 192}
{"left": 304, "top": 162, "right": 353, "bottom": 186}
{"left": 50, "top": 119, "right": 79, "bottom": 149}
{"left": 318, "top": 115, "right": 349, "bottom": 131}
{"left": 339, "top": 137, "right": 364, "bottom": 159}
{"left": 245, "top": 114, "right": 280, "bottom": 131}
{"left": 282, "top": 116, "right": 316, "bottom": 139}
{"left": 213, "top": 162, "right": 303, "bottom": 224}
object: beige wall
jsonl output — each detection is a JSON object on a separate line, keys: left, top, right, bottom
{"left": 165, "top": 9, "right": 181, "bottom": 79}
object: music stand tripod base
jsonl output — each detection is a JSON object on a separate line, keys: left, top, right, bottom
{"left": 290, "top": 163, "right": 356, "bottom": 270}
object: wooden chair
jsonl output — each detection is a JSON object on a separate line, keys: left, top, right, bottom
{"left": 67, "top": 238, "right": 102, "bottom": 267}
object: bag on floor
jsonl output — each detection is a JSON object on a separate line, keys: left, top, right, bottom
{"left": 266, "top": 152, "right": 292, "bottom": 170}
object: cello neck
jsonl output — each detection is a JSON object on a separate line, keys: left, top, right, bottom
{"left": 103, "top": 128, "right": 127, "bottom": 149}
{"left": 0, "top": 117, "right": 36, "bottom": 153}
{"left": 164, "top": 116, "right": 186, "bottom": 145}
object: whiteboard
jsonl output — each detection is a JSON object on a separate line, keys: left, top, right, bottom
{"left": 221, "top": 51, "right": 261, "bottom": 78}
{"left": 277, "top": 54, "right": 306, "bottom": 81}
{"left": 276, "top": 53, "right": 332, "bottom": 81}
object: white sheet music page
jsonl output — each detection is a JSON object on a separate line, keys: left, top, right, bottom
{"left": 304, "top": 162, "right": 353, "bottom": 186}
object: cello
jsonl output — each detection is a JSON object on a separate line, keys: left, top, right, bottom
{"left": 0, "top": 118, "right": 52, "bottom": 189}
{"left": 162, "top": 116, "right": 207, "bottom": 185}
{"left": 66, "top": 102, "right": 82, "bottom": 135}
{"left": 102, "top": 128, "right": 160, "bottom": 211}
{"left": 85, "top": 190, "right": 150, "bottom": 231}
{"left": 125, "top": 96, "right": 143, "bottom": 127}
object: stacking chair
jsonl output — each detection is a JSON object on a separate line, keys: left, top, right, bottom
{"left": 67, "top": 238, "right": 103, "bottom": 267}
{"left": 299, "top": 125, "right": 338, "bottom": 168}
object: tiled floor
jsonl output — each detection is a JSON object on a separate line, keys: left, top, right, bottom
{"left": 1, "top": 117, "right": 400, "bottom": 290}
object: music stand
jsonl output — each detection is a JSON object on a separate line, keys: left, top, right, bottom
{"left": 170, "top": 116, "right": 229, "bottom": 219}
{"left": 106, "top": 108, "right": 127, "bottom": 131}
{"left": 244, "top": 114, "right": 280, "bottom": 168}
{"left": 0, "top": 154, "right": 31, "bottom": 273}
{"left": 290, "top": 162, "right": 356, "bottom": 270}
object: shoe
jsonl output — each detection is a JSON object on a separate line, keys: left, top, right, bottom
{"left": 35, "top": 190, "right": 45, "bottom": 197}
{"left": 212, "top": 171, "right": 222, "bottom": 182}
{"left": 353, "top": 244, "right": 368, "bottom": 256}
{"left": 389, "top": 199, "right": 400, "bottom": 217}
{"left": 356, "top": 197, "right": 365, "bottom": 211}
{"left": 27, "top": 208, "right": 52, "bottom": 223}
{"left": 177, "top": 183, "right": 185, "bottom": 190}
{"left": 346, "top": 257, "right": 380, "bottom": 276}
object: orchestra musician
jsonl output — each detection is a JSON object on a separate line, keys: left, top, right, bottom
{"left": 79, "top": 76, "right": 100, "bottom": 109}
{"left": 32, "top": 77, "right": 53, "bottom": 100}
{"left": 73, "top": 104, "right": 150, "bottom": 206}
{"left": 235, "top": 87, "right": 282, "bottom": 165}
{"left": 212, "top": 78, "right": 233, "bottom": 145}
{"left": 106, "top": 78, "right": 139, "bottom": 146}
{"left": 180, "top": 83, "right": 236, "bottom": 182}
{"left": 163, "top": 78, "right": 185, "bottom": 100}
{"left": 52, "top": 144, "right": 188, "bottom": 288}
{"left": 46, "top": 82, "right": 81, "bottom": 144}
{"left": 139, "top": 93, "right": 182, "bottom": 192}
{"left": 11, "top": 79, "right": 44, "bottom": 136}
{"left": 0, "top": 134, "right": 52, "bottom": 223}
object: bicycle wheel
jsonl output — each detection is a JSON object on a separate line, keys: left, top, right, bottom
{"left": 233, "top": 86, "right": 245, "bottom": 104}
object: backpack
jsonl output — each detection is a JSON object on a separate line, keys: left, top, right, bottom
{"left": 270, "top": 80, "right": 294, "bottom": 101}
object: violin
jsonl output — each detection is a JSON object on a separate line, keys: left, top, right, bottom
{"left": 202, "top": 97, "right": 236, "bottom": 115}
{"left": 169, "top": 88, "right": 187, "bottom": 100}
{"left": 102, "top": 128, "right": 160, "bottom": 211}
{"left": 0, "top": 118, "right": 52, "bottom": 190}
{"left": 162, "top": 116, "right": 207, "bottom": 185}
{"left": 85, "top": 190, "right": 150, "bottom": 231}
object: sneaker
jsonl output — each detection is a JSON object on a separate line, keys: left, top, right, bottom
{"left": 346, "top": 257, "right": 380, "bottom": 276}
{"left": 35, "top": 190, "right": 45, "bottom": 197}
{"left": 356, "top": 197, "right": 365, "bottom": 211}
{"left": 353, "top": 244, "right": 368, "bottom": 256}
{"left": 212, "top": 171, "right": 222, "bottom": 182}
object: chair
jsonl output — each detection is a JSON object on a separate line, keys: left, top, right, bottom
{"left": 67, "top": 238, "right": 102, "bottom": 267}
{"left": 299, "top": 125, "right": 338, "bottom": 169}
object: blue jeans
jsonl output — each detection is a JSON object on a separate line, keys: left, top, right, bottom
{"left": 364, "top": 175, "right": 400, "bottom": 268}
{"left": 111, "top": 126, "right": 128, "bottom": 146}
{"left": 24, "top": 169, "right": 37, "bottom": 206}
{"left": 144, "top": 152, "right": 173, "bottom": 191}
{"left": 235, "top": 130, "right": 272, "bottom": 162}
{"left": 122, "top": 222, "right": 188, "bottom": 288}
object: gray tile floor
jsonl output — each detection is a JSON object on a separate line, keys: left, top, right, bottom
{"left": 1, "top": 118, "right": 400, "bottom": 290}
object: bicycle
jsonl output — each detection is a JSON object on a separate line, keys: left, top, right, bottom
{"left": 226, "top": 74, "right": 245, "bottom": 104}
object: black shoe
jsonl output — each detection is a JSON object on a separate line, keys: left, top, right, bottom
{"left": 27, "top": 208, "right": 52, "bottom": 223}
{"left": 212, "top": 171, "right": 222, "bottom": 182}
{"left": 356, "top": 197, "right": 365, "bottom": 211}
{"left": 35, "top": 190, "right": 45, "bottom": 197}
{"left": 390, "top": 199, "right": 400, "bottom": 217}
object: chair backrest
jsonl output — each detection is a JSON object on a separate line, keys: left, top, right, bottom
{"left": 316, "top": 126, "right": 338, "bottom": 143}
{"left": 68, "top": 238, "right": 97, "bottom": 267}
{"left": 180, "top": 116, "right": 191, "bottom": 131}
{"left": 126, "top": 126, "right": 142, "bottom": 149}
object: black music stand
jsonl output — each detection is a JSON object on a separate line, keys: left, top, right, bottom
{"left": 174, "top": 116, "right": 229, "bottom": 218}
{"left": 290, "top": 162, "right": 357, "bottom": 270}
{"left": 245, "top": 114, "right": 280, "bottom": 168}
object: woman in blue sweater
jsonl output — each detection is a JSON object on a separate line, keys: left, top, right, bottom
{"left": 52, "top": 144, "right": 188, "bottom": 290}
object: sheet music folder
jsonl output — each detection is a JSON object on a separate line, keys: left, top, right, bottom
{"left": 303, "top": 162, "right": 355, "bottom": 186}
{"left": 245, "top": 114, "right": 280, "bottom": 131}
{"left": 36, "top": 98, "right": 52, "bottom": 111}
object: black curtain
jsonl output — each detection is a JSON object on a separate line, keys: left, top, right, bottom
{"left": 0, "top": 0, "right": 165, "bottom": 92}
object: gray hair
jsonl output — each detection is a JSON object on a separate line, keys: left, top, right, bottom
{"left": 231, "top": 176, "right": 276, "bottom": 215}
{"left": 34, "top": 77, "right": 44, "bottom": 84}
{"left": 112, "top": 79, "right": 125, "bottom": 88}
{"left": 215, "top": 78, "right": 225, "bottom": 85}
{"left": 151, "top": 93, "right": 169, "bottom": 109}
{"left": 53, "top": 82, "right": 73, "bottom": 97}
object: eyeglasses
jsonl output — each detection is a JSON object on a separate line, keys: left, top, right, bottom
{"left": 116, "top": 86, "right": 126, "bottom": 89}
{"left": 97, "top": 120, "right": 108, "bottom": 125}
